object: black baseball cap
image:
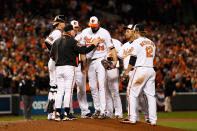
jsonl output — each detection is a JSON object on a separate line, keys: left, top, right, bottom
{"left": 64, "top": 24, "right": 74, "bottom": 32}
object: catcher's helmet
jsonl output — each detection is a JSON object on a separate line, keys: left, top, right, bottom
{"left": 53, "top": 15, "right": 65, "bottom": 25}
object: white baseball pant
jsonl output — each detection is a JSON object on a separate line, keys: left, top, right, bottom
{"left": 48, "top": 58, "right": 56, "bottom": 87}
{"left": 127, "top": 67, "right": 157, "bottom": 124}
{"left": 55, "top": 66, "right": 75, "bottom": 109}
{"left": 75, "top": 63, "right": 90, "bottom": 116}
{"left": 106, "top": 68, "right": 122, "bottom": 118}
{"left": 88, "top": 57, "right": 107, "bottom": 115}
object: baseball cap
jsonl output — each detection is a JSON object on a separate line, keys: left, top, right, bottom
{"left": 53, "top": 15, "right": 65, "bottom": 25}
{"left": 88, "top": 16, "right": 99, "bottom": 27}
{"left": 133, "top": 24, "right": 145, "bottom": 32}
{"left": 64, "top": 24, "right": 73, "bottom": 32}
{"left": 70, "top": 20, "right": 79, "bottom": 30}
{"left": 123, "top": 24, "right": 133, "bottom": 30}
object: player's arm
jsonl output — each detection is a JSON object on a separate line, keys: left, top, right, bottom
{"left": 124, "top": 55, "right": 137, "bottom": 75}
{"left": 73, "top": 38, "right": 99, "bottom": 54}
{"left": 50, "top": 41, "right": 57, "bottom": 61}
{"left": 105, "top": 32, "right": 117, "bottom": 67}
{"left": 110, "top": 47, "right": 118, "bottom": 67}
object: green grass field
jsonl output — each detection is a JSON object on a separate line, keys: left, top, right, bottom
{"left": 0, "top": 111, "right": 197, "bottom": 130}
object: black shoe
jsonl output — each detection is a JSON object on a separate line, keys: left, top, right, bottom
{"left": 120, "top": 119, "right": 136, "bottom": 125}
{"left": 92, "top": 110, "right": 100, "bottom": 119}
{"left": 98, "top": 114, "right": 108, "bottom": 119}
{"left": 82, "top": 113, "right": 92, "bottom": 119}
{"left": 68, "top": 113, "right": 78, "bottom": 120}
{"left": 146, "top": 119, "right": 151, "bottom": 124}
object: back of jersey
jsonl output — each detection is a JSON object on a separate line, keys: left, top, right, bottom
{"left": 133, "top": 37, "right": 156, "bottom": 67}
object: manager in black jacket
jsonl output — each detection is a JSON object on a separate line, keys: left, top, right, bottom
{"left": 50, "top": 24, "right": 99, "bottom": 121}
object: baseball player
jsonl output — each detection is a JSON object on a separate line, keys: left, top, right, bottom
{"left": 70, "top": 20, "right": 92, "bottom": 118}
{"left": 50, "top": 24, "right": 100, "bottom": 121}
{"left": 80, "top": 16, "right": 117, "bottom": 119}
{"left": 120, "top": 24, "right": 157, "bottom": 125}
{"left": 44, "top": 15, "right": 65, "bottom": 120}
{"left": 118, "top": 24, "right": 149, "bottom": 122}
{"left": 105, "top": 38, "right": 123, "bottom": 118}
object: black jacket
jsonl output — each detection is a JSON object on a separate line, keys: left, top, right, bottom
{"left": 19, "top": 79, "right": 36, "bottom": 96}
{"left": 50, "top": 34, "right": 96, "bottom": 66}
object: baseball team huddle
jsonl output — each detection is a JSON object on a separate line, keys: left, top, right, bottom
{"left": 44, "top": 15, "right": 157, "bottom": 126}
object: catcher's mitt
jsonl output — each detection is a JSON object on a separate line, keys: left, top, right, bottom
{"left": 120, "top": 73, "right": 129, "bottom": 87}
{"left": 101, "top": 59, "right": 114, "bottom": 70}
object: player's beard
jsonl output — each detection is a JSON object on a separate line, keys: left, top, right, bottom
{"left": 91, "top": 27, "right": 100, "bottom": 33}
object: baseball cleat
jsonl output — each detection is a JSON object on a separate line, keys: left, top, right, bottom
{"left": 120, "top": 119, "right": 136, "bottom": 125}
{"left": 82, "top": 113, "right": 92, "bottom": 119}
{"left": 55, "top": 115, "right": 61, "bottom": 122}
{"left": 62, "top": 115, "right": 71, "bottom": 121}
{"left": 98, "top": 114, "right": 108, "bottom": 119}
{"left": 115, "top": 115, "right": 123, "bottom": 119}
{"left": 68, "top": 113, "right": 78, "bottom": 120}
{"left": 92, "top": 110, "right": 100, "bottom": 119}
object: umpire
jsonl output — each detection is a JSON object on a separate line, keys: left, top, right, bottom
{"left": 19, "top": 73, "right": 36, "bottom": 120}
{"left": 50, "top": 24, "right": 99, "bottom": 121}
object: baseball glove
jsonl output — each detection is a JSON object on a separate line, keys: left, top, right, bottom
{"left": 101, "top": 59, "right": 114, "bottom": 70}
{"left": 120, "top": 73, "right": 129, "bottom": 87}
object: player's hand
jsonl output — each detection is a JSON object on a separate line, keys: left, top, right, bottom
{"left": 112, "top": 60, "right": 117, "bottom": 67}
{"left": 92, "top": 38, "right": 100, "bottom": 46}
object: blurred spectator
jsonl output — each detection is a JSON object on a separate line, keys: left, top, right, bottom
{"left": 0, "top": 0, "right": 196, "bottom": 94}
{"left": 163, "top": 72, "right": 175, "bottom": 112}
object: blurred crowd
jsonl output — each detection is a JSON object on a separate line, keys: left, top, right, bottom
{"left": 0, "top": 0, "right": 197, "bottom": 94}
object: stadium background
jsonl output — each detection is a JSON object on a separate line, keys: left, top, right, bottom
{"left": 0, "top": 0, "right": 197, "bottom": 130}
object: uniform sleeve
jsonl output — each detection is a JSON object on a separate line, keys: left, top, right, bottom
{"left": 114, "top": 39, "right": 122, "bottom": 54}
{"left": 117, "top": 46, "right": 124, "bottom": 59}
{"left": 128, "top": 42, "right": 138, "bottom": 56}
{"left": 104, "top": 31, "right": 113, "bottom": 48}
{"left": 45, "top": 30, "right": 62, "bottom": 45}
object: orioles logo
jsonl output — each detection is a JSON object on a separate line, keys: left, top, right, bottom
{"left": 74, "top": 21, "right": 77, "bottom": 25}
{"left": 84, "top": 36, "right": 92, "bottom": 44}
{"left": 123, "top": 48, "right": 134, "bottom": 58}
{"left": 91, "top": 19, "right": 95, "bottom": 23}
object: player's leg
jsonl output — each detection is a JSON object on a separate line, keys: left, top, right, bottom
{"left": 75, "top": 64, "right": 91, "bottom": 118}
{"left": 105, "top": 81, "right": 114, "bottom": 118}
{"left": 48, "top": 58, "right": 56, "bottom": 87}
{"left": 143, "top": 68, "right": 157, "bottom": 125}
{"left": 55, "top": 66, "right": 66, "bottom": 121}
{"left": 126, "top": 68, "right": 148, "bottom": 123}
{"left": 47, "top": 59, "right": 57, "bottom": 120}
{"left": 138, "top": 91, "right": 149, "bottom": 122}
{"left": 88, "top": 61, "right": 100, "bottom": 116}
{"left": 96, "top": 59, "right": 107, "bottom": 118}
{"left": 107, "top": 68, "right": 123, "bottom": 118}
{"left": 62, "top": 66, "right": 76, "bottom": 120}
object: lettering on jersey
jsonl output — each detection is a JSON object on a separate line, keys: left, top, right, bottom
{"left": 140, "top": 41, "right": 154, "bottom": 47}
{"left": 123, "top": 47, "right": 134, "bottom": 58}
{"left": 97, "top": 45, "right": 104, "bottom": 51}
{"left": 98, "top": 37, "right": 104, "bottom": 43}
{"left": 84, "top": 36, "right": 92, "bottom": 45}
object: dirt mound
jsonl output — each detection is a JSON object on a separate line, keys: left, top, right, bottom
{"left": 0, "top": 119, "right": 186, "bottom": 131}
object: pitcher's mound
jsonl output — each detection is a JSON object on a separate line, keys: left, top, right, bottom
{"left": 0, "top": 119, "right": 186, "bottom": 131}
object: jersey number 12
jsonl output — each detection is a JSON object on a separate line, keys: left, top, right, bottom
{"left": 146, "top": 46, "right": 153, "bottom": 57}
